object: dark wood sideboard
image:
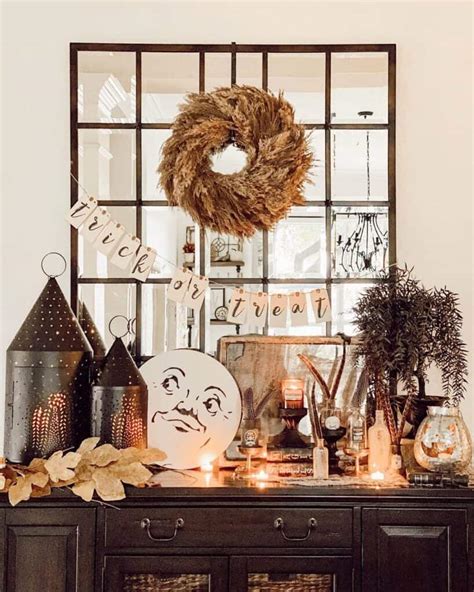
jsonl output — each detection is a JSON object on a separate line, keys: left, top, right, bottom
{"left": 1, "top": 472, "right": 473, "bottom": 592}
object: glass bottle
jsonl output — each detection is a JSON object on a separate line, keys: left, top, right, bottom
{"left": 414, "top": 406, "right": 472, "bottom": 473}
{"left": 346, "top": 408, "right": 368, "bottom": 476}
{"left": 368, "top": 410, "right": 392, "bottom": 475}
{"left": 313, "top": 438, "right": 329, "bottom": 479}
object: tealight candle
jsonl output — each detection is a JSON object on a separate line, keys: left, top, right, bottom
{"left": 371, "top": 471, "right": 385, "bottom": 481}
{"left": 281, "top": 378, "right": 305, "bottom": 409}
{"left": 200, "top": 456, "right": 214, "bottom": 473}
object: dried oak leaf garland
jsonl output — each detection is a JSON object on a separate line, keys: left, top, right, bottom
{"left": 0, "top": 438, "right": 166, "bottom": 506}
{"left": 159, "top": 85, "right": 313, "bottom": 237}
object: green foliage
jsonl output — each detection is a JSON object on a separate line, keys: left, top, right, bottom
{"left": 353, "top": 266, "right": 467, "bottom": 407}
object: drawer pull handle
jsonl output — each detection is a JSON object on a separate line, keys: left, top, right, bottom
{"left": 140, "top": 517, "right": 185, "bottom": 542}
{"left": 273, "top": 517, "right": 317, "bottom": 541}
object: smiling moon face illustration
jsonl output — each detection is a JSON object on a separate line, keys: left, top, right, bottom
{"left": 140, "top": 349, "right": 242, "bottom": 469}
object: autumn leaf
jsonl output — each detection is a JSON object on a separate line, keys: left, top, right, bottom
{"left": 72, "top": 480, "right": 95, "bottom": 502}
{"left": 86, "top": 444, "right": 120, "bottom": 467}
{"left": 117, "top": 447, "right": 166, "bottom": 466}
{"left": 76, "top": 437, "right": 100, "bottom": 455}
{"left": 92, "top": 468, "right": 125, "bottom": 501}
{"left": 108, "top": 461, "right": 151, "bottom": 486}
{"left": 45, "top": 451, "right": 81, "bottom": 482}
{"left": 74, "top": 460, "right": 94, "bottom": 482}
{"left": 9, "top": 476, "right": 32, "bottom": 506}
{"left": 134, "top": 448, "right": 166, "bottom": 465}
{"left": 30, "top": 484, "right": 52, "bottom": 498}
{"left": 28, "top": 458, "right": 46, "bottom": 472}
{"left": 28, "top": 471, "right": 49, "bottom": 488}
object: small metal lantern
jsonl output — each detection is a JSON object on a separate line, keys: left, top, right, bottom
{"left": 92, "top": 316, "right": 148, "bottom": 449}
{"left": 4, "top": 254, "right": 93, "bottom": 463}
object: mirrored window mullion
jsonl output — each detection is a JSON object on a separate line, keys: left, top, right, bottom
{"left": 199, "top": 51, "right": 207, "bottom": 352}
{"left": 135, "top": 50, "right": 142, "bottom": 361}
{"left": 325, "top": 51, "right": 333, "bottom": 337}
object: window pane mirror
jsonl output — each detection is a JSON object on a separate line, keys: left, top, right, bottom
{"left": 71, "top": 44, "right": 395, "bottom": 361}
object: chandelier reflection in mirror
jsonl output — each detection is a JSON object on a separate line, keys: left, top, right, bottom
{"left": 333, "top": 110, "right": 388, "bottom": 277}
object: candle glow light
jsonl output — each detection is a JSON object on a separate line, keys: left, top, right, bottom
{"left": 371, "top": 471, "right": 385, "bottom": 481}
{"left": 281, "top": 378, "right": 305, "bottom": 409}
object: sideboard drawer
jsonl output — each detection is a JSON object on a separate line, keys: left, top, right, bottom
{"left": 104, "top": 507, "right": 352, "bottom": 549}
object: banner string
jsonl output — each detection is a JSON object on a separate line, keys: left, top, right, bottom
{"left": 69, "top": 172, "right": 273, "bottom": 293}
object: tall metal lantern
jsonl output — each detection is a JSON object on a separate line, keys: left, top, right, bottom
{"left": 4, "top": 253, "right": 93, "bottom": 463}
{"left": 92, "top": 316, "right": 148, "bottom": 449}
{"left": 78, "top": 301, "right": 106, "bottom": 358}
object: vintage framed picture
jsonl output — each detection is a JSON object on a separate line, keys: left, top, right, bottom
{"left": 217, "top": 335, "right": 364, "bottom": 462}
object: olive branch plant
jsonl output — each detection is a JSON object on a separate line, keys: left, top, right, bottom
{"left": 353, "top": 266, "right": 468, "bottom": 448}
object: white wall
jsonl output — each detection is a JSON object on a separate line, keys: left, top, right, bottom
{"left": 1, "top": 0, "right": 473, "bottom": 449}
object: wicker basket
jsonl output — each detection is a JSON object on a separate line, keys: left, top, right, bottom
{"left": 124, "top": 573, "right": 208, "bottom": 592}
{"left": 248, "top": 572, "right": 333, "bottom": 592}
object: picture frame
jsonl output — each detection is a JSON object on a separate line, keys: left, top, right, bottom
{"left": 217, "top": 335, "right": 364, "bottom": 463}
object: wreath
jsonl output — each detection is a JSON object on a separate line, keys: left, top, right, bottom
{"left": 158, "top": 85, "right": 313, "bottom": 237}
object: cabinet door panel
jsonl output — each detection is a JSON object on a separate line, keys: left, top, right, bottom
{"left": 5, "top": 508, "right": 95, "bottom": 592}
{"left": 362, "top": 508, "right": 467, "bottom": 592}
{"left": 230, "top": 556, "right": 353, "bottom": 592}
{"left": 104, "top": 556, "right": 228, "bottom": 592}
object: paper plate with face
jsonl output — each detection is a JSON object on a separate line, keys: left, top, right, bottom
{"left": 141, "top": 349, "right": 242, "bottom": 469}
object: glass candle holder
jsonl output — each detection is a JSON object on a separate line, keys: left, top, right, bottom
{"left": 281, "top": 378, "right": 305, "bottom": 409}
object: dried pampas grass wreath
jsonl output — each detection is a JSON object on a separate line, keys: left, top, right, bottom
{"left": 158, "top": 85, "right": 313, "bottom": 238}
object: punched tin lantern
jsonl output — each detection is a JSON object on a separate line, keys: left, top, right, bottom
{"left": 4, "top": 253, "right": 93, "bottom": 463}
{"left": 78, "top": 301, "right": 106, "bottom": 358}
{"left": 92, "top": 316, "right": 148, "bottom": 449}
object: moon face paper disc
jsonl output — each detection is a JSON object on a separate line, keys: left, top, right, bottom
{"left": 140, "top": 349, "right": 242, "bottom": 469}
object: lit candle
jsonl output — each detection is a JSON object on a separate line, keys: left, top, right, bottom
{"left": 200, "top": 456, "right": 214, "bottom": 473}
{"left": 371, "top": 471, "right": 385, "bottom": 481}
{"left": 281, "top": 378, "right": 305, "bottom": 409}
{"left": 256, "top": 469, "right": 268, "bottom": 481}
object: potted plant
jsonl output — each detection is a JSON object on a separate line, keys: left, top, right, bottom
{"left": 183, "top": 242, "right": 195, "bottom": 264}
{"left": 353, "top": 266, "right": 468, "bottom": 451}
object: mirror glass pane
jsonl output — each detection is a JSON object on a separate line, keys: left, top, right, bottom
{"left": 205, "top": 53, "right": 231, "bottom": 90}
{"left": 142, "top": 284, "right": 199, "bottom": 356}
{"left": 205, "top": 231, "right": 263, "bottom": 279}
{"left": 142, "top": 52, "right": 199, "bottom": 123}
{"left": 142, "top": 206, "right": 198, "bottom": 278}
{"left": 78, "top": 51, "right": 135, "bottom": 123}
{"left": 332, "top": 283, "right": 372, "bottom": 336}
{"left": 268, "top": 53, "right": 325, "bottom": 123}
{"left": 142, "top": 129, "right": 172, "bottom": 200}
{"left": 332, "top": 206, "right": 389, "bottom": 278}
{"left": 269, "top": 206, "right": 325, "bottom": 278}
{"left": 304, "top": 130, "right": 325, "bottom": 201}
{"left": 78, "top": 283, "right": 136, "bottom": 351}
{"left": 331, "top": 130, "right": 388, "bottom": 201}
{"left": 206, "top": 283, "right": 264, "bottom": 356}
{"left": 236, "top": 53, "right": 262, "bottom": 86}
{"left": 78, "top": 206, "right": 136, "bottom": 278}
{"left": 79, "top": 129, "right": 136, "bottom": 201}
{"left": 331, "top": 52, "right": 388, "bottom": 123}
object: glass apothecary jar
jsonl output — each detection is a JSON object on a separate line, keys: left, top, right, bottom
{"left": 414, "top": 406, "right": 472, "bottom": 472}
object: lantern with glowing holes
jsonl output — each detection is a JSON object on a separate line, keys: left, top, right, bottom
{"left": 92, "top": 316, "right": 148, "bottom": 449}
{"left": 4, "top": 253, "right": 93, "bottom": 463}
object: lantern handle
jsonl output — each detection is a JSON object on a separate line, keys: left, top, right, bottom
{"left": 108, "top": 315, "right": 130, "bottom": 339}
{"left": 128, "top": 317, "right": 137, "bottom": 336}
{"left": 41, "top": 252, "right": 67, "bottom": 278}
